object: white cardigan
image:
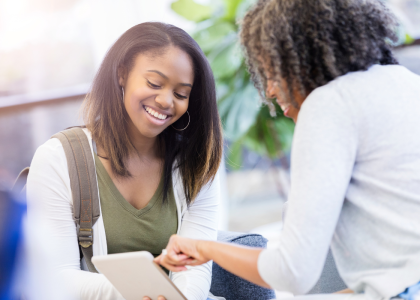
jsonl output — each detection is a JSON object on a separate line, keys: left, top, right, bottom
{"left": 26, "top": 128, "right": 220, "bottom": 300}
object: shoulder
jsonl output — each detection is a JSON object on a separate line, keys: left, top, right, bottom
{"left": 172, "top": 166, "right": 220, "bottom": 193}
{"left": 295, "top": 75, "right": 362, "bottom": 145}
{"left": 298, "top": 66, "right": 389, "bottom": 123}
{"left": 301, "top": 64, "right": 415, "bottom": 123}
{"left": 33, "top": 128, "right": 92, "bottom": 164}
{"left": 299, "top": 82, "right": 352, "bottom": 124}
{"left": 30, "top": 128, "right": 94, "bottom": 182}
{"left": 32, "top": 137, "right": 67, "bottom": 166}
{"left": 28, "top": 137, "right": 69, "bottom": 190}
{"left": 27, "top": 138, "right": 70, "bottom": 205}
{"left": 171, "top": 166, "right": 221, "bottom": 210}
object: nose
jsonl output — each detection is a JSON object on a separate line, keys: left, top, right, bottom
{"left": 155, "top": 90, "right": 173, "bottom": 109}
{"left": 266, "top": 80, "right": 276, "bottom": 99}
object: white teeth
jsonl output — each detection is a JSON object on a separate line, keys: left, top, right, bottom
{"left": 144, "top": 106, "right": 168, "bottom": 120}
{"left": 278, "top": 102, "right": 289, "bottom": 112}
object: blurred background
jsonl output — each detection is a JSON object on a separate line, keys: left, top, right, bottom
{"left": 1, "top": 0, "right": 420, "bottom": 234}
{"left": 1, "top": 0, "right": 420, "bottom": 298}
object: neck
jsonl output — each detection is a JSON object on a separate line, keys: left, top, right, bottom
{"left": 127, "top": 121, "right": 160, "bottom": 159}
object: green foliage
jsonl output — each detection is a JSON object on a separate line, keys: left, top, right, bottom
{"left": 171, "top": 0, "right": 213, "bottom": 22}
{"left": 404, "top": 33, "right": 415, "bottom": 45}
{"left": 171, "top": 0, "right": 295, "bottom": 169}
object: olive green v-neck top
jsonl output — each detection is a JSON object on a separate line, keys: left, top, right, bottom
{"left": 94, "top": 154, "right": 178, "bottom": 264}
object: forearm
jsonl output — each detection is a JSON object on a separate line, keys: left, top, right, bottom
{"left": 197, "top": 240, "right": 270, "bottom": 288}
{"left": 170, "top": 262, "right": 212, "bottom": 300}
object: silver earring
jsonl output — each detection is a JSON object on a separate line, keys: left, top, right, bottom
{"left": 172, "top": 111, "right": 190, "bottom": 131}
{"left": 122, "top": 87, "right": 124, "bottom": 100}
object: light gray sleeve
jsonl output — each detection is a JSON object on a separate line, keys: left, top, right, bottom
{"left": 258, "top": 88, "right": 358, "bottom": 294}
{"left": 26, "top": 139, "right": 124, "bottom": 300}
{"left": 171, "top": 172, "right": 221, "bottom": 300}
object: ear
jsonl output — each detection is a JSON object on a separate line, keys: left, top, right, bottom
{"left": 117, "top": 66, "right": 127, "bottom": 88}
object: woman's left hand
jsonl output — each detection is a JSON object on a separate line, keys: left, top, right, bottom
{"left": 154, "top": 234, "right": 209, "bottom": 272}
{"left": 143, "top": 296, "right": 166, "bottom": 300}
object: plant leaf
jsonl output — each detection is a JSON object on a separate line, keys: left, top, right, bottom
{"left": 226, "top": 138, "right": 244, "bottom": 170}
{"left": 208, "top": 38, "right": 242, "bottom": 79}
{"left": 193, "top": 21, "right": 236, "bottom": 53}
{"left": 405, "top": 33, "right": 415, "bottom": 45}
{"left": 221, "top": 83, "right": 259, "bottom": 141}
{"left": 223, "top": 0, "right": 243, "bottom": 21}
{"left": 171, "top": 0, "right": 213, "bottom": 22}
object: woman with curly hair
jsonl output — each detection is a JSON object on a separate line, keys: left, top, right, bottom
{"left": 155, "top": 0, "right": 420, "bottom": 299}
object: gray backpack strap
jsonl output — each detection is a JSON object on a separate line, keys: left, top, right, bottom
{"left": 51, "top": 127, "right": 100, "bottom": 273}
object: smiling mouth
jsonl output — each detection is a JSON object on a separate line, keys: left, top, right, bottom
{"left": 143, "top": 105, "right": 171, "bottom": 120}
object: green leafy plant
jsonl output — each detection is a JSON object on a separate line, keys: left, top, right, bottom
{"left": 171, "top": 0, "right": 294, "bottom": 169}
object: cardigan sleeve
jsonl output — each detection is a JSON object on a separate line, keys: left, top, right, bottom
{"left": 26, "top": 138, "right": 124, "bottom": 300}
{"left": 171, "top": 172, "right": 221, "bottom": 300}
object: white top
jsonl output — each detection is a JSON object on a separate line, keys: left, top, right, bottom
{"left": 26, "top": 128, "right": 220, "bottom": 300}
{"left": 258, "top": 65, "right": 420, "bottom": 300}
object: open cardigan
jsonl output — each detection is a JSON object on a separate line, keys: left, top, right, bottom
{"left": 26, "top": 128, "right": 221, "bottom": 300}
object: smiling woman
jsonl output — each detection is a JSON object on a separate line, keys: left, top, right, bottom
{"left": 84, "top": 23, "right": 222, "bottom": 205}
{"left": 27, "top": 22, "right": 223, "bottom": 300}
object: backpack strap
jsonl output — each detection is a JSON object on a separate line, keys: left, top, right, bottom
{"left": 51, "top": 127, "right": 100, "bottom": 273}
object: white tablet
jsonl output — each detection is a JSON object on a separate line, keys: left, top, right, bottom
{"left": 92, "top": 251, "right": 187, "bottom": 300}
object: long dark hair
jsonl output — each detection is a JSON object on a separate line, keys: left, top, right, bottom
{"left": 240, "top": 0, "right": 399, "bottom": 108}
{"left": 84, "top": 22, "right": 222, "bottom": 205}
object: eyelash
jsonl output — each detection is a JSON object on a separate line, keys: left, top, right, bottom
{"left": 147, "top": 80, "right": 188, "bottom": 99}
{"left": 147, "top": 81, "right": 160, "bottom": 89}
{"left": 175, "top": 93, "right": 187, "bottom": 99}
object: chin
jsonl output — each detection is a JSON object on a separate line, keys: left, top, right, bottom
{"left": 137, "top": 127, "right": 166, "bottom": 139}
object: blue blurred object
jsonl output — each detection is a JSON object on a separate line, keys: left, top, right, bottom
{"left": 398, "top": 281, "right": 420, "bottom": 300}
{"left": 211, "top": 231, "right": 276, "bottom": 300}
{"left": 0, "top": 189, "right": 26, "bottom": 300}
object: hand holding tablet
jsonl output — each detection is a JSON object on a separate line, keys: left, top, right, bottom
{"left": 92, "top": 251, "right": 187, "bottom": 300}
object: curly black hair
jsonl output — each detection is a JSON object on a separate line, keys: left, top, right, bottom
{"left": 239, "top": 0, "right": 399, "bottom": 109}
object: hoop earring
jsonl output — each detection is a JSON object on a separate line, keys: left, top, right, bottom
{"left": 122, "top": 87, "right": 125, "bottom": 101}
{"left": 172, "top": 111, "right": 190, "bottom": 131}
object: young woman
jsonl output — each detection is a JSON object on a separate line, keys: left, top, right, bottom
{"left": 27, "top": 22, "right": 223, "bottom": 300}
{"left": 155, "top": 1, "right": 420, "bottom": 299}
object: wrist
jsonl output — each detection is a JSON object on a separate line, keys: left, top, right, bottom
{"left": 196, "top": 240, "right": 211, "bottom": 261}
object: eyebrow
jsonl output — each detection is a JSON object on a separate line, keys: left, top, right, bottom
{"left": 147, "top": 70, "right": 192, "bottom": 88}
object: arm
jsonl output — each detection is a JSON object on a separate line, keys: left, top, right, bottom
{"left": 26, "top": 139, "right": 124, "bottom": 300}
{"left": 166, "top": 171, "right": 221, "bottom": 300}
{"left": 157, "top": 88, "right": 358, "bottom": 294}
{"left": 155, "top": 235, "right": 269, "bottom": 288}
